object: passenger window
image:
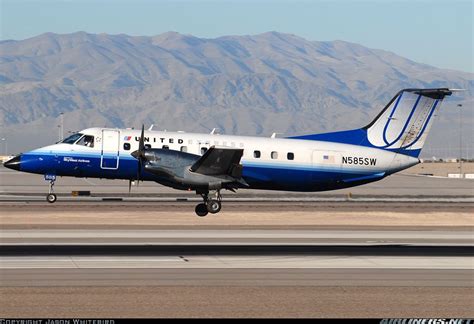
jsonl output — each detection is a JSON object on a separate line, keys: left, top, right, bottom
{"left": 254, "top": 150, "right": 261, "bottom": 158}
{"left": 162, "top": 145, "right": 169, "bottom": 150}
{"left": 123, "top": 143, "right": 131, "bottom": 151}
{"left": 76, "top": 135, "right": 94, "bottom": 148}
{"left": 144, "top": 144, "right": 151, "bottom": 149}
{"left": 180, "top": 146, "right": 187, "bottom": 152}
{"left": 287, "top": 152, "right": 294, "bottom": 160}
{"left": 271, "top": 151, "right": 278, "bottom": 159}
{"left": 201, "top": 147, "right": 208, "bottom": 154}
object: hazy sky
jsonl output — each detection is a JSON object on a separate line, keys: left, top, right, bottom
{"left": 1, "top": 0, "right": 472, "bottom": 72}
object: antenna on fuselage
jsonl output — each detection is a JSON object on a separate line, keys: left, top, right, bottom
{"left": 271, "top": 133, "right": 282, "bottom": 138}
{"left": 148, "top": 124, "right": 154, "bottom": 131}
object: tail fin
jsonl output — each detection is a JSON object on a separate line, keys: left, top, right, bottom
{"left": 290, "top": 88, "right": 455, "bottom": 158}
{"left": 364, "top": 88, "right": 453, "bottom": 157}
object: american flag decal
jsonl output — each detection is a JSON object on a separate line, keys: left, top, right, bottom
{"left": 124, "top": 136, "right": 131, "bottom": 141}
{"left": 322, "top": 154, "right": 335, "bottom": 163}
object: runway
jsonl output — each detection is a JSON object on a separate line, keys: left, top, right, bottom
{"left": 1, "top": 239, "right": 473, "bottom": 317}
{"left": 1, "top": 187, "right": 473, "bottom": 317}
{"left": 1, "top": 201, "right": 473, "bottom": 229}
{"left": 1, "top": 230, "right": 472, "bottom": 287}
{"left": 2, "top": 228, "right": 473, "bottom": 245}
{"left": 1, "top": 268, "right": 472, "bottom": 287}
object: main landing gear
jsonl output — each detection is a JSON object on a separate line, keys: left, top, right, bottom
{"left": 195, "top": 190, "right": 222, "bottom": 217}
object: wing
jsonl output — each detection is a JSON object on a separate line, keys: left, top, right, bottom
{"left": 190, "top": 146, "right": 244, "bottom": 177}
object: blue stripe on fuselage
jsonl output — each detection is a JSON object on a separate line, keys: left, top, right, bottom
{"left": 19, "top": 152, "right": 140, "bottom": 180}
{"left": 18, "top": 152, "right": 384, "bottom": 191}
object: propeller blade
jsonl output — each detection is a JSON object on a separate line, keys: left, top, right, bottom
{"left": 138, "top": 124, "right": 145, "bottom": 156}
{"left": 137, "top": 124, "right": 145, "bottom": 184}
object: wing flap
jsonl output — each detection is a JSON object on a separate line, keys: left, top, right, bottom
{"left": 190, "top": 147, "right": 244, "bottom": 177}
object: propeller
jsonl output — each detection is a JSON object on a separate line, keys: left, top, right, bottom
{"left": 130, "top": 124, "right": 146, "bottom": 187}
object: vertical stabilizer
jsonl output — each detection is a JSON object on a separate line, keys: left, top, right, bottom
{"left": 364, "top": 88, "right": 453, "bottom": 157}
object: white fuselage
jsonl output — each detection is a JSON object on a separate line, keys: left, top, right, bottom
{"left": 20, "top": 127, "right": 419, "bottom": 192}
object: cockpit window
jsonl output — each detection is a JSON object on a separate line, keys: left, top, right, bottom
{"left": 76, "top": 135, "right": 95, "bottom": 148}
{"left": 61, "top": 133, "right": 83, "bottom": 144}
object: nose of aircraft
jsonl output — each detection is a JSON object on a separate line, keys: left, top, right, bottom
{"left": 3, "top": 154, "right": 22, "bottom": 171}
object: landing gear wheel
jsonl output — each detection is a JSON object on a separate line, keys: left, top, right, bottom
{"left": 206, "top": 199, "right": 221, "bottom": 214}
{"left": 195, "top": 203, "right": 209, "bottom": 217}
{"left": 46, "top": 193, "right": 57, "bottom": 203}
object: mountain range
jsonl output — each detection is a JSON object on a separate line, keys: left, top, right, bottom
{"left": 0, "top": 31, "right": 472, "bottom": 157}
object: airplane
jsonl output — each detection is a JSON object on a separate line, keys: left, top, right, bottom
{"left": 3, "top": 88, "right": 458, "bottom": 216}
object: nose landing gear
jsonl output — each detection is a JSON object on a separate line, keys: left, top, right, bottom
{"left": 44, "top": 174, "right": 57, "bottom": 203}
{"left": 195, "top": 190, "right": 222, "bottom": 217}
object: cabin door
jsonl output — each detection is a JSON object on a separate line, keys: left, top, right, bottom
{"left": 100, "top": 129, "right": 120, "bottom": 169}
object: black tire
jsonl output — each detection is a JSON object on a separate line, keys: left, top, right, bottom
{"left": 206, "top": 199, "right": 221, "bottom": 214}
{"left": 195, "top": 203, "right": 208, "bottom": 217}
{"left": 46, "top": 193, "right": 57, "bottom": 203}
